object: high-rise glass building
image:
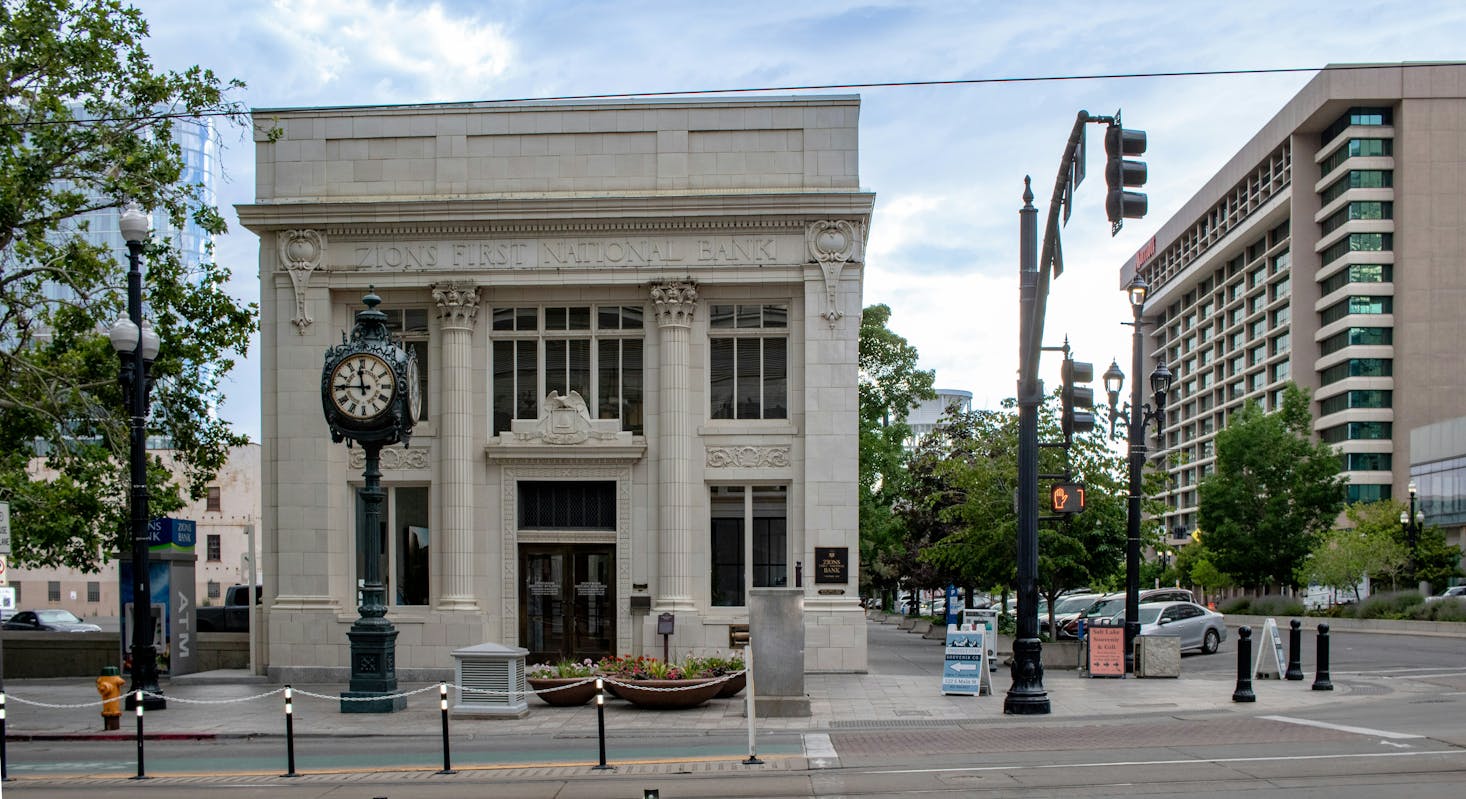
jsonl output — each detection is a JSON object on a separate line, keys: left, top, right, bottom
{"left": 1120, "top": 63, "right": 1466, "bottom": 552}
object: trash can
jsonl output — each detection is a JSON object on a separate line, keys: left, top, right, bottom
{"left": 1135, "top": 634, "right": 1181, "bottom": 678}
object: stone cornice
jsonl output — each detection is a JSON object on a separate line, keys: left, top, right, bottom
{"left": 235, "top": 192, "right": 876, "bottom": 233}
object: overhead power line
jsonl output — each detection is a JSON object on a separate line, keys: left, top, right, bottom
{"left": 4, "top": 61, "right": 1465, "bottom": 128}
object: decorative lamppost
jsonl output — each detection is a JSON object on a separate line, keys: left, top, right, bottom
{"left": 1103, "top": 359, "right": 1125, "bottom": 437}
{"left": 108, "top": 202, "right": 165, "bottom": 710}
{"left": 1400, "top": 479, "right": 1425, "bottom": 592}
{"left": 322, "top": 288, "right": 420, "bottom": 713}
{"left": 1119, "top": 275, "right": 1172, "bottom": 673}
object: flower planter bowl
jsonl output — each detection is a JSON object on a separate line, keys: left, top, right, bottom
{"left": 609, "top": 678, "right": 723, "bottom": 709}
{"left": 526, "top": 676, "right": 599, "bottom": 707}
{"left": 714, "top": 671, "right": 746, "bottom": 698}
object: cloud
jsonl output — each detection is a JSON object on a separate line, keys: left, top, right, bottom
{"left": 260, "top": 0, "right": 515, "bottom": 103}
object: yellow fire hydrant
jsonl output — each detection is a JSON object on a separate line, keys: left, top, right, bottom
{"left": 96, "top": 665, "right": 125, "bottom": 730}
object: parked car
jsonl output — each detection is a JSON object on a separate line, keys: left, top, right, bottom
{"left": 196, "top": 584, "right": 262, "bottom": 632}
{"left": 1043, "top": 592, "right": 1102, "bottom": 638}
{"left": 2, "top": 609, "right": 103, "bottom": 632}
{"left": 1061, "top": 588, "right": 1195, "bottom": 638}
{"left": 1424, "top": 585, "right": 1466, "bottom": 603}
{"left": 1134, "top": 601, "right": 1227, "bottom": 654}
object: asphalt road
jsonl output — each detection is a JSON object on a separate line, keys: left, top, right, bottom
{"left": 5, "top": 624, "right": 1465, "bottom": 798}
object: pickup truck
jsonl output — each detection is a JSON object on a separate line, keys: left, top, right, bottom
{"left": 195, "top": 584, "right": 261, "bottom": 632}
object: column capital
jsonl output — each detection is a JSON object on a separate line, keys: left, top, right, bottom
{"left": 650, "top": 280, "right": 697, "bottom": 328}
{"left": 432, "top": 282, "right": 480, "bottom": 329}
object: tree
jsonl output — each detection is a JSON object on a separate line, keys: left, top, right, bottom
{"left": 1306, "top": 509, "right": 1403, "bottom": 602}
{"left": 1197, "top": 384, "right": 1345, "bottom": 590}
{"left": 857, "top": 304, "right": 935, "bottom": 605}
{"left": 0, "top": 0, "right": 254, "bottom": 569}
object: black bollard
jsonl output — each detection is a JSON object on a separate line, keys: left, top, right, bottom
{"left": 282, "top": 685, "right": 297, "bottom": 777}
{"left": 131, "top": 690, "right": 149, "bottom": 780}
{"left": 592, "top": 678, "right": 613, "bottom": 771}
{"left": 1232, "top": 626, "right": 1256, "bottom": 703}
{"left": 1285, "top": 619, "right": 1304, "bottom": 680}
{"left": 1312, "top": 622, "right": 1333, "bottom": 691}
{"left": 437, "top": 682, "right": 455, "bottom": 775}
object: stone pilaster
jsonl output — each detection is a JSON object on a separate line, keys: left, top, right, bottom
{"left": 650, "top": 280, "right": 698, "bottom": 611}
{"left": 433, "top": 282, "right": 480, "bottom": 610}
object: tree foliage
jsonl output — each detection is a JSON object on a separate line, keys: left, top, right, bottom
{"left": 0, "top": 0, "right": 254, "bottom": 569}
{"left": 1197, "top": 384, "right": 1345, "bottom": 590}
{"left": 1306, "top": 506, "right": 1404, "bottom": 601}
{"left": 856, "top": 304, "right": 934, "bottom": 601}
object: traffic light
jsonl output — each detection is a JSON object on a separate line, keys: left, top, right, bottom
{"left": 1105, "top": 123, "right": 1148, "bottom": 232}
{"left": 1061, "top": 356, "right": 1096, "bottom": 440}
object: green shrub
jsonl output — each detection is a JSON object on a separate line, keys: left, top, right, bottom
{"left": 1357, "top": 590, "right": 1425, "bottom": 620}
{"left": 1317, "top": 602, "right": 1359, "bottom": 618}
{"left": 1249, "top": 594, "right": 1306, "bottom": 617}
{"left": 1412, "top": 597, "right": 1466, "bottom": 622}
{"left": 1218, "top": 597, "right": 1252, "bottom": 614}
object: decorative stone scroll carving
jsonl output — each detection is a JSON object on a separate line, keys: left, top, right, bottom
{"left": 278, "top": 229, "right": 325, "bottom": 334}
{"left": 806, "top": 220, "right": 861, "bottom": 328}
{"left": 432, "top": 282, "right": 480, "bottom": 328}
{"left": 350, "top": 447, "right": 429, "bottom": 470}
{"left": 506, "top": 390, "right": 631, "bottom": 445}
{"left": 706, "top": 446, "right": 791, "bottom": 468}
{"left": 650, "top": 280, "right": 698, "bottom": 328}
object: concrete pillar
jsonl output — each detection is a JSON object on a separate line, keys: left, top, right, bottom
{"left": 432, "top": 282, "right": 480, "bottom": 610}
{"left": 651, "top": 280, "right": 698, "bottom": 611}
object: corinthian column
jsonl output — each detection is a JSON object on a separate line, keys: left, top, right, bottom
{"left": 651, "top": 280, "right": 698, "bottom": 611}
{"left": 433, "top": 282, "right": 480, "bottom": 610}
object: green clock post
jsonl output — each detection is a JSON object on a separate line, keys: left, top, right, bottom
{"left": 322, "top": 288, "right": 422, "bottom": 713}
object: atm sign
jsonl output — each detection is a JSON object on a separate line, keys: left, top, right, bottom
{"left": 1050, "top": 483, "right": 1086, "bottom": 514}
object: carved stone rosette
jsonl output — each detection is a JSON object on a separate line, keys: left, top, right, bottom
{"left": 806, "top": 220, "right": 861, "bottom": 328}
{"left": 278, "top": 229, "right": 325, "bottom": 334}
{"left": 650, "top": 280, "right": 698, "bottom": 328}
{"left": 706, "top": 446, "right": 791, "bottom": 468}
{"left": 350, "top": 447, "right": 429, "bottom": 470}
{"left": 432, "top": 282, "right": 480, "bottom": 329}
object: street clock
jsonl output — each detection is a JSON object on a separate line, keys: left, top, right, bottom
{"left": 321, "top": 289, "right": 419, "bottom": 446}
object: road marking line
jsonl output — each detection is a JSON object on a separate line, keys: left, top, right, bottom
{"left": 1261, "top": 714, "right": 1423, "bottom": 739}
{"left": 804, "top": 732, "right": 840, "bottom": 769}
{"left": 869, "top": 749, "right": 1466, "bottom": 775}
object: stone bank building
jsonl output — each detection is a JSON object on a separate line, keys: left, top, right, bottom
{"left": 239, "top": 96, "right": 873, "bottom": 680}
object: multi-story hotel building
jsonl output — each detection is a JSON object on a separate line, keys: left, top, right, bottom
{"left": 1120, "top": 63, "right": 1466, "bottom": 558}
{"left": 239, "top": 96, "right": 873, "bottom": 681}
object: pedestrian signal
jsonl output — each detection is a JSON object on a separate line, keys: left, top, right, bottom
{"left": 1050, "top": 483, "right": 1086, "bottom": 514}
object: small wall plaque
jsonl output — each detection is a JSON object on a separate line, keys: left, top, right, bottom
{"left": 814, "top": 546, "right": 849, "bottom": 584}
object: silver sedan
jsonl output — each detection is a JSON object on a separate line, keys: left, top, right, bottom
{"left": 1135, "top": 601, "right": 1226, "bottom": 654}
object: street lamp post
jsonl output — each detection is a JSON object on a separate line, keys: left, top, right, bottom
{"left": 108, "top": 202, "right": 165, "bottom": 710}
{"left": 1401, "top": 479, "right": 1425, "bottom": 593}
{"left": 1119, "top": 275, "right": 1172, "bottom": 674}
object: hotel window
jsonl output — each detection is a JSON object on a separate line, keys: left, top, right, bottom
{"left": 710, "top": 304, "right": 787, "bottom": 420}
{"left": 1249, "top": 346, "right": 1266, "bottom": 366}
{"left": 1271, "top": 333, "right": 1290, "bottom": 356}
{"left": 207, "top": 534, "right": 221, "bottom": 562}
{"left": 1321, "top": 233, "right": 1392, "bottom": 268}
{"left": 1321, "top": 264, "right": 1391, "bottom": 295}
{"left": 1272, "top": 361, "right": 1290, "bottom": 382}
{"left": 1320, "top": 295, "right": 1392, "bottom": 326}
{"left": 1248, "top": 372, "right": 1265, "bottom": 392}
{"left": 1321, "top": 358, "right": 1392, "bottom": 385}
{"left": 206, "top": 486, "right": 221, "bottom": 513}
{"left": 1272, "top": 277, "right": 1290, "bottom": 300}
{"left": 1271, "top": 249, "right": 1290, "bottom": 274}
{"left": 1319, "top": 390, "right": 1392, "bottom": 415}
{"left": 1320, "top": 169, "right": 1393, "bottom": 205}
{"left": 356, "top": 485, "right": 431, "bottom": 606}
{"left": 1320, "top": 421, "right": 1393, "bottom": 443}
{"left": 710, "top": 485, "right": 788, "bottom": 607}
{"left": 1322, "top": 107, "right": 1393, "bottom": 144}
{"left": 1320, "top": 138, "right": 1393, "bottom": 178}
{"left": 382, "top": 307, "right": 431, "bottom": 422}
{"left": 1347, "top": 484, "right": 1392, "bottom": 503}
{"left": 1321, "top": 201, "right": 1393, "bottom": 236}
{"left": 1272, "top": 307, "right": 1290, "bottom": 327}
{"left": 1249, "top": 294, "right": 1266, "bottom": 314}
{"left": 1341, "top": 452, "right": 1392, "bottom": 472}
{"left": 1320, "top": 326, "right": 1392, "bottom": 356}
{"left": 491, "top": 305, "right": 644, "bottom": 435}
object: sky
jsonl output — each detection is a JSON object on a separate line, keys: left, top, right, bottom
{"left": 122, "top": 0, "right": 1466, "bottom": 443}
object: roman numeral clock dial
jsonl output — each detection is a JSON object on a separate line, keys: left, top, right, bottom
{"left": 330, "top": 353, "right": 397, "bottom": 421}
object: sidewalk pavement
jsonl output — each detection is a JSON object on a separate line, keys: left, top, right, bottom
{"left": 0, "top": 618, "right": 1423, "bottom": 741}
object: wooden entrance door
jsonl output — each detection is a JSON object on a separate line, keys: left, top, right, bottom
{"left": 519, "top": 544, "right": 615, "bottom": 665}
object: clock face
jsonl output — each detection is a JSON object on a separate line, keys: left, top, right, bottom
{"left": 329, "top": 353, "right": 397, "bottom": 421}
{"left": 405, "top": 355, "right": 422, "bottom": 424}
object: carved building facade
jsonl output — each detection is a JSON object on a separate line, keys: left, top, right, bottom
{"left": 239, "top": 96, "right": 873, "bottom": 680}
